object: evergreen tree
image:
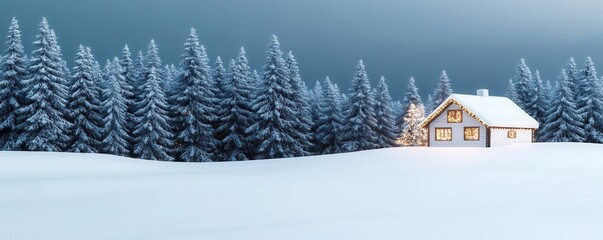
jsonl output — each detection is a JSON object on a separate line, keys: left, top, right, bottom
{"left": 397, "top": 77, "right": 423, "bottom": 137}
{"left": 576, "top": 57, "right": 603, "bottom": 143}
{"left": 213, "top": 56, "right": 227, "bottom": 107}
{"left": 216, "top": 48, "right": 256, "bottom": 161}
{"left": 132, "top": 40, "right": 174, "bottom": 161}
{"left": 120, "top": 45, "right": 136, "bottom": 98}
{"left": 119, "top": 45, "right": 136, "bottom": 153}
{"left": 514, "top": 59, "right": 538, "bottom": 118}
{"left": 374, "top": 76, "right": 398, "bottom": 148}
{"left": 541, "top": 70, "right": 585, "bottom": 142}
{"left": 342, "top": 60, "right": 379, "bottom": 152}
{"left": 390, "top": 100, "right": 403, "bottom": 122}
{"left": 132, "top": 50, "right": 145, "bottom": 99}
{"left": 251, "top": 69, "right": 261, "bottom": 95}
{"left": 212, "top": 56, "right": 227, "bottom": 142}
{"left": 309, "top": 80, "right": 323, "bottom": 154}
{"left": 91, "top": 58, "right": 102, "bottom": 88}
{"left": 315, "top": 77, "right": 345, "bottom": 154}
{"left": 546, "top": 80, "right": 555, "bottom": 104}
{"left": 564, "top": 57, "right": 579, "bottom": 97}
{"left": 405, "top": 77, "right": 423, "bottom": 105}
{"left": 162, "top": 64, "right": 177, "bottom": 94}
{"left": 100, "top": 59, "right": 129, "bottom": 156}
{"left": 505, "top": 78, "right": 518, "bottom": 103}
{"left": 286, "top": 51, "right": 312, "bottom": 155}
{"left": 171, "top": 29, "right": 217, "bottom": 162}
{"left": 134, "top": 50, "right": 145, "bottom": 80}
{"left": 425, "top": 94, "right": 434, "bottom": 114}
{"left": 431, "top": 70, "right": 453, "bottom": 109}
{"left": 533, "top": 70, "right": 550, "bottom": 131}
{"left": 67, "top": 45, "right": 103, "bottom": 152}
{"left": 0, "top": 18, "right": 27, "bottom": 150}
{"left": 400, "top": 102, "right": 427, "bottom": 146}
{"left": 247, "top": 35, "right": 305, "bottom": 159}
{"left": 14, "top": 18, "right": 71, "bottom": 151}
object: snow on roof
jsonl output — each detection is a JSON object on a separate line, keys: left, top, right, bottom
{"left": 422, "top": 93, "right": 539, "bottom": 129}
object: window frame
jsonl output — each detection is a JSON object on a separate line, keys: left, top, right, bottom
{"left": 463, "top": 126, "right": 480, "bottom": 141}
{"left": 435, "top": 127, "right": 453, "bottom": 141}
{"left": 507, "top": 129, "right": 517, "bottom": 139}
{"left": 447, "top": 109, "right": 463, "bottom": 123}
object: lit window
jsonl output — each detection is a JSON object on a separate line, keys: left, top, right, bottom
{"left": 464, "top": 127, "right": 480, "bottom": 141}
{"left": 435, "top": 128, "right": 452, "bottom": 141}
{"left": 447, "top": 110, "right": 462, "bottom": 123}
{"left": 507, "top": 129, "right": 517, "bottom": 138}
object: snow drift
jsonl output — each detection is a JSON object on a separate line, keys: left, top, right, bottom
{"left": 1, "top": 143, "right": 603, "bottom": 240}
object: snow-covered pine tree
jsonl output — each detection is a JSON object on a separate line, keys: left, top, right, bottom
{"left": 100, "top": 59, "right": 129, "bottom": 156}
{"left": 546, "top": 80, "right": 555, "bottom": 104}
{"left": 533, "top": 70, "right": 550, "bottom": 136}
{"left": 132, "top": 40, "right": 174, "bottom": 161}
{"left": 397, "top": 77, "right": 423, "bottom": 138}
{"left": 162, "top": 63, "right": 177, "bottom": 95}
{"left": 48, "top": 29, "right": 72, "bottom": 148}
{"left": 213, "top": 56, "right": 227, "bottom": 97}
{"left": 425, "top": 94, "right": 434, "bottom": 114}
{"left": 431, "top": 70, "right": 453, "bottom": 110}
{"left": 0, "top": 18, "right": 27, "bottom": 150}
{"left": 133, "top": 50, "right": 145, "bottom": 97}
{"left": 309, "top": 80, "right": 323, "bottom": 154}
{"left": 342, "top": 60, "right": 379, "bottom": 152}
{"left": 564, "top": 57, "right": 580, "bottom": 97}
{"left": 400, "top": 102, "right": 427, "bottom": 146}
{"left": 390, "top": 100, "right": 403, "bottom": 122}
{"left": 120, "top": 45, "right": 136, "bottom": 99}
{"left": 67, "top": 45, "right": 103, "bottom": 153}
{"left": 315, "top": 77, "right": 345, "bottom": 154}
{"left": 576, "top": 57, "right": 603, "bottom": 143}
{"left": 286, "top": 51, "right": 312, "bottom": 155}
{"left": 541, "top": 70, "right": 585, "bottom": 142}
{"left": 538, "top": 79, "right": 554, "bottom": 141}
{"left": 91, "top": 57, "right": 103, "bottom": 87}
{"left": 167, "top": 64, "right": 178, "bottom": 80}
{"left": 14, "top": 18, "right": 71, "bottom": 151}
{"left": 170, "top": 29, "right": 217, "bottom": 162}
{"left": 505, "top": 78, "right": 518, "bottom": 103}
{"left": 514, "top": 59, "right": 538, "bottom": 118}
{"left": 250, "top": 69, "right": 261, "bottom": 96}
{"left": 216, "top": 48, "right": 256, "bottom": 161}
{"left": 134, "top": 50, "right": 145, "bottom": 77}
{"left": 212, "top": 56, "right": 228, "bottom": 142}
{"left": 374, "top": 76, "right": 398, "bottom": 148}
{"left": 119, "top": 45, "right": 136, "bottom": 153}
{"left": 401, "top": 77, "right": 423, "bottom": 116}
{"left": 247, "top": 35, "right": 305, "bottom": 159}
{"left": 332, "top": 83, "right": 344, "bottom": 103}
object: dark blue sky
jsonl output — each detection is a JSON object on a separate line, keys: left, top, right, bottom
{"left": 2, "top": 0, "right": 603, "bottom": 100}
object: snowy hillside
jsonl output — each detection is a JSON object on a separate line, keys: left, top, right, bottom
{"left": 2, "top": 143, "right": 603, "bottom": 240}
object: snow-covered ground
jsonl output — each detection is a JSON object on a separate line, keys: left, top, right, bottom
{"left": 2, "top": 143, "right": 603, "bottom": 240}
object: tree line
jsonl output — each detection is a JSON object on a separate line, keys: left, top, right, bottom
{"left": 0, "top": 18, "right": 444, "bottom": 162}
{"left": 507, "top": 58, "right": 603, "bottom": 143}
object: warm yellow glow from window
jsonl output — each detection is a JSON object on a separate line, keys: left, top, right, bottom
{"left": 464, "top": 127, "right": 480, "bottom": 141}
{"left": 447, "top": 110, "right": 462, "bottom": 123}
{"left": 435, "top": 128, "right": 452, "bottom": 141}
{"left": 508, "top": 129, "right": 517, "bottom": 138}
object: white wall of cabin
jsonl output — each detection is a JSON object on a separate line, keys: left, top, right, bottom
{"left": 489, "top": 128, "right": 533, "bottom": 147}
{"left": 428, "top": 103, "right": 486, "bottom": 147}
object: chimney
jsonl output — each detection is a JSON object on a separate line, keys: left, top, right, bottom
{"left": 477, "top": 89, "right": 489, "bottom": 97}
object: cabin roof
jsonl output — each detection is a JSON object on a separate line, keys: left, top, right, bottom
{"left": 421, "top": 93, "right": 539, "bottom": 129}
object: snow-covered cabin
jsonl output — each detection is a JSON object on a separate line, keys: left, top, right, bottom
{"left": 420, "top": 89, "right": 539, "bottom": 147}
